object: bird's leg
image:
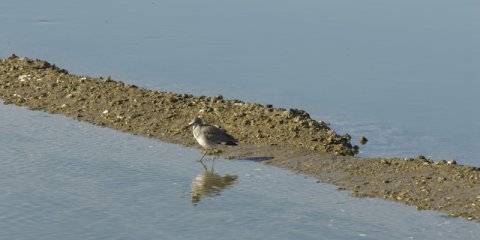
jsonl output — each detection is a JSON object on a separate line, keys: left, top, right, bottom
{"left": 199, "top": 159, "right": 208, "bottom": 171}
{"left": 198, "top": 149, "right": 208, "bottom": 162}
{"left": 211, "top": 148, "right": 217, "bottom": 161}
{"left": 198, "top": 149, "right": 208, "bottom": 170}
{"left": 211, "top": 158, "right": 216, "bottom": 172}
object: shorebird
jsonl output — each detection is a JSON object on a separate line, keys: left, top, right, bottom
{"left": 187, "top": 117, "right": 238, "bottom": 161}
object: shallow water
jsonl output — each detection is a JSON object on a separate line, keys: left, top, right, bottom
{"left": 1, "top": 0, "right": 480, "bottom": 238}
{"left": 1, "top": 104, "right": 480, "bottom": 239}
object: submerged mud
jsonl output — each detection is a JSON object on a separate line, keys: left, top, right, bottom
{"left": 1, "top": 55, "right": 479, "bottom": 222}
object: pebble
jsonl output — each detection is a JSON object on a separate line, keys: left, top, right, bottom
{"left": 18, "top": 74, "right": 29, "bottom": 82}
{"left": 437, "top": 176, "right": 447, "bottom": 182}
{"left": 447, "top": 160, "right": 457, "bottom": 165}
{"left": 436, "top": 160, "right": 447, "bottom": 165}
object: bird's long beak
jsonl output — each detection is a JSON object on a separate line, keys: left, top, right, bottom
{"left": 185, "top": 123, "right": 193, "bottom": 129}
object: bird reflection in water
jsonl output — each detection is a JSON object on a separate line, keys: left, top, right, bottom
{"left": 191, "top": 160, "right": 238, "bottom": 204}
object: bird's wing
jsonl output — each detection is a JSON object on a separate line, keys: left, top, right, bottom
{"left": 202, "top": 125, "right": 237, "bottom": 143}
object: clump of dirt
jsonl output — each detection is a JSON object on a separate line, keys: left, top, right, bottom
{"left": 1, "top": 55, "right": 479, "bottom": 223}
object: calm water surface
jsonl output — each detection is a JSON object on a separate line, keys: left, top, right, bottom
{"left": 1, "top": 104, "right": 479, "bottom": 239}
{"left": 1, "top": 0, "right": 479, "bottom": 239}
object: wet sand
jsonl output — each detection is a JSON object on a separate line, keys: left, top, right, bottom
{"left": 1, "top": 55, "right": 479, "bottom": 222}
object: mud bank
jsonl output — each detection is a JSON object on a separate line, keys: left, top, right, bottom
{"left": 1, "top": 55, "right": 479, "bottom": 222}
